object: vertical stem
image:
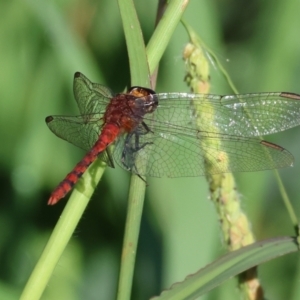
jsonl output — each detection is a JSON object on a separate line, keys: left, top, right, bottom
{"left": 117, "top": 176, "right": 146, "bottom": 299}
{"left": 116, "top": 0, "right": 149, "bottom": 298}
{"left": 117, "top": 1, "right": 189, "bottom": 298}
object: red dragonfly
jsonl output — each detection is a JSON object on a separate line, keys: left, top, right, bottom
{"left": 46, "top": 72, "right": 300, "bottom": 205}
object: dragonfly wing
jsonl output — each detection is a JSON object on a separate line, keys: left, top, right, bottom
{"left": 73, "top": 72, "right": 113, "bottom": 116}
{"left": 98, "top": 147, "right": 115, "bottom": 168}
{"left": 149, "top": 92, "right": 300, "bottom": 137}
{"left": 46, "top": 115, "right": 102, "bottom": 151}
{"left": 113, "top": 129, "right": 294, "bottom": 177}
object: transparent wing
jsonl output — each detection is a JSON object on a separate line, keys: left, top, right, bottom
{"left": 73, "top": 72, "right": 113, "bottom": 116}
{"left": 46, "top": 114, "right": 103, "bottom": 151}
{"left": 46, "top": 114, "right": 115, "bottom": 167}
{"left": 145, "top": 92, "right": 300, "bottom": 138}
{"left": 113, "top": 130, "right": 294, "bottom": 177}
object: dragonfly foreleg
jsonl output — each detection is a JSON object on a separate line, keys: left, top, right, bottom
{"left": 121, "top": 128, "right": 153, "bottom": 173}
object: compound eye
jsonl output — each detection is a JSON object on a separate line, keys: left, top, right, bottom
{"left": 129, "top": 86, "right": 156, "bottom": 97}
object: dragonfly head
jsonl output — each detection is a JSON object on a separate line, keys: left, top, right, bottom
{"left": 129, "top": 86, "right": 158, "bottom": 114}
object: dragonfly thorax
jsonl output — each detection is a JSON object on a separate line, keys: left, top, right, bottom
{"left": 103, "top": 91, "right": 156, "bottom": 133}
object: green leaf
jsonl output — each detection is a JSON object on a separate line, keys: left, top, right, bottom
{"left": 153, "top": 237, "right": 298, "bottom": 299}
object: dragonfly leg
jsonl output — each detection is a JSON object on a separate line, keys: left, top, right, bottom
{"left": 140, "top": 121, "right": 153, "bottom": 134}
{"left": 120, "top": 129, "right": 153, "bottom": 177}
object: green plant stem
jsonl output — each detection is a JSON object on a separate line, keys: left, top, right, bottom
{"left": 116, "top": 176, "right": 146, "bottom": 299}
{"left": 116, "top": 0, "right": 150, "bottom": 299}
{"left": 147, "top": 0, "right": 189, "bottom": 74}
{"left": 117, "top": 1, "right": 190, "bottom": 299}
{"left": 274, "top": 170, "right": 299, "bottom": 231}
{"left": 20, "top": 160, "right": 106, "bottom": 300}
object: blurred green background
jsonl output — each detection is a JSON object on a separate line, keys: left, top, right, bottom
{"left": 1, "top": 0, "right": 300, "bottom": 299}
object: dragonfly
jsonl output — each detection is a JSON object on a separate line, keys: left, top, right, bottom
{"left": 46, "top": 72, "right": 300, "bottom": 205}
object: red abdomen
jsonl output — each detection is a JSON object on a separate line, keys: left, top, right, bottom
{"left": 48, "top": 123, "right": 120, "bottom": 205}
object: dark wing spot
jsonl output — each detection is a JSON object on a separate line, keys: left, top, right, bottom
{"left": 45, "top": 116, "right": 54, "bottom": 123}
